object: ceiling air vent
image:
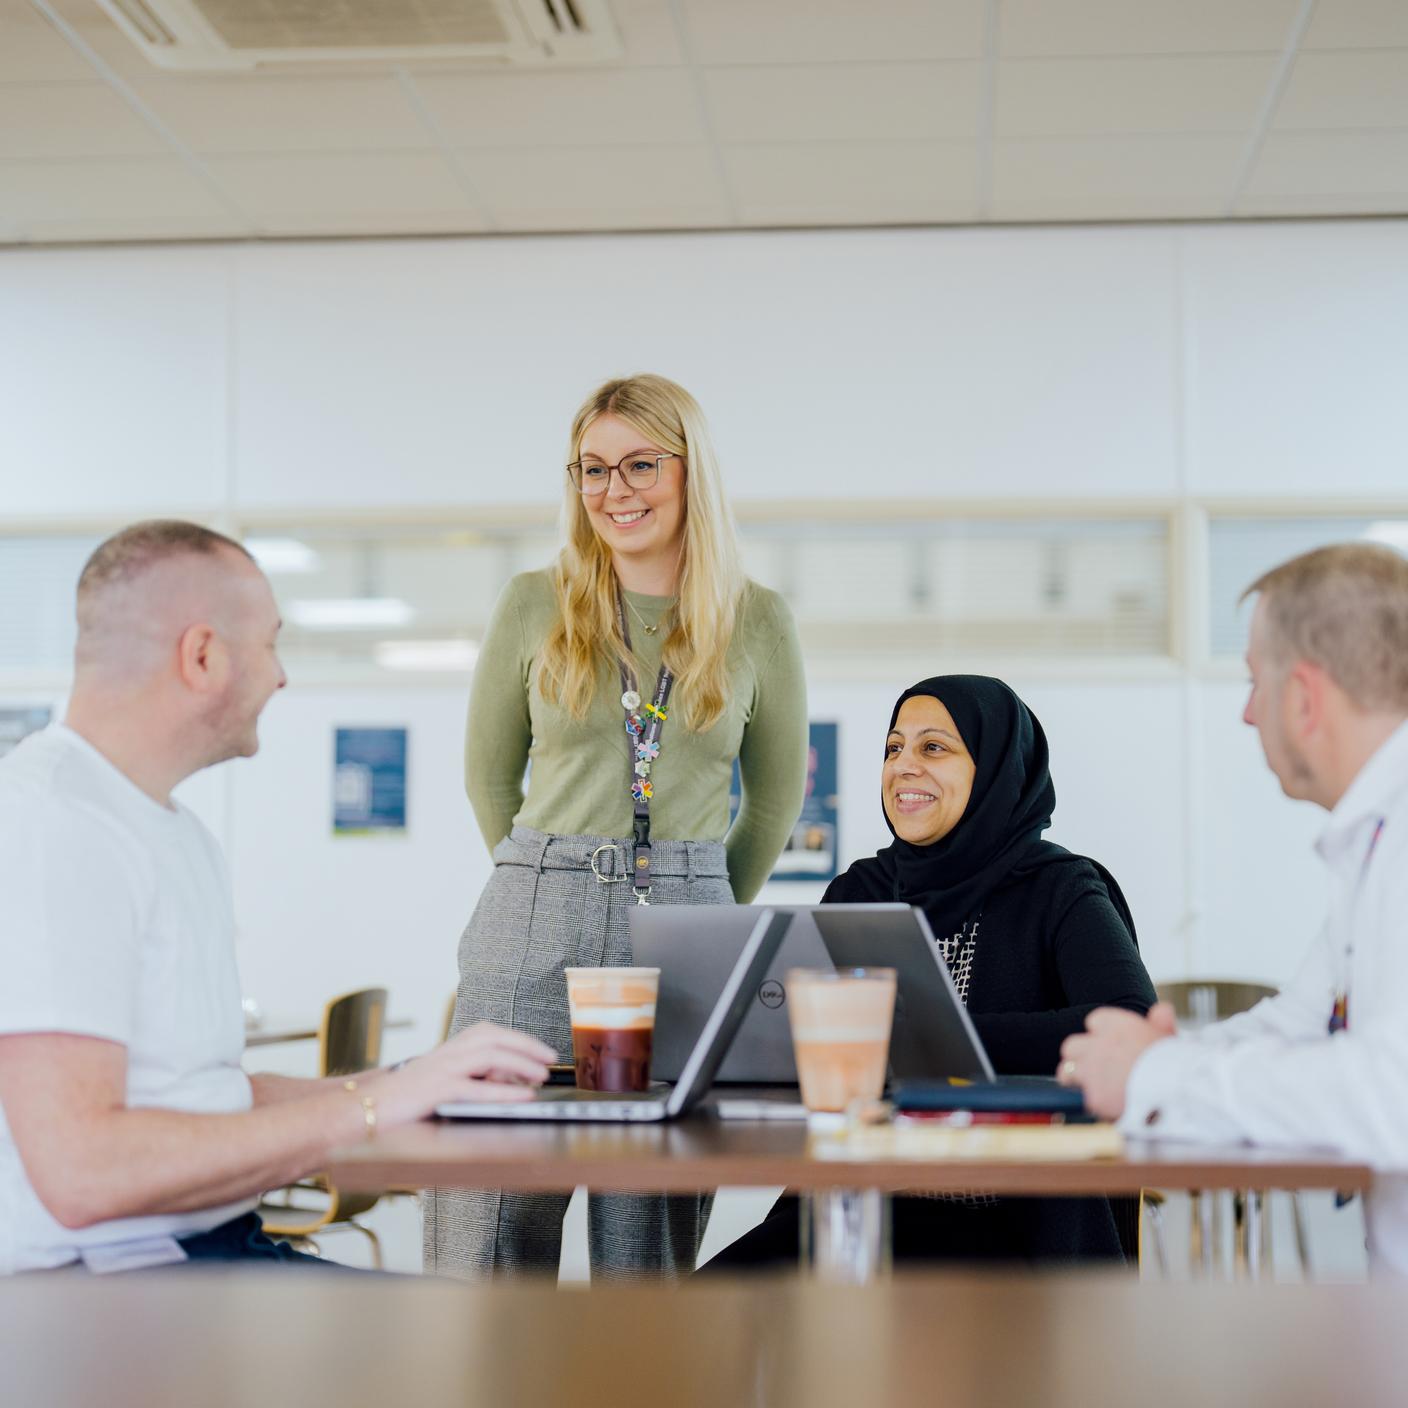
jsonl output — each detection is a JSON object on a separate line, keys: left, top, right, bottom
{"left": 95, "top": 0, "right": 620, "bottom": 69}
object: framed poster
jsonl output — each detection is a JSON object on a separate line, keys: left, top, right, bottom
{"left": 0, "top": 706, "right": 51, "bottom": 761}
{"left": 730, "top": 721, "right": 839, "bottom": 884}
{"left": 333, "top": 726, "right": 408, "bottom": 835}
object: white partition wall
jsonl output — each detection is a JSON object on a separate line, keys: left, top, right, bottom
{"left": 4, "top": 217, "right": 1406, "bottom": 1045}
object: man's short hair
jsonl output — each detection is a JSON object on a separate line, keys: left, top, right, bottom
{"left": 77, "top": 520, "right": 252, "bottom": 612}
{"left": 1242, "top": 542, "right": 1408, "bottom": 711}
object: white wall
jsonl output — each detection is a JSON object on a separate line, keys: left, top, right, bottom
{"left": 5, "top": 218, "right": 1407, "bottom": 1052}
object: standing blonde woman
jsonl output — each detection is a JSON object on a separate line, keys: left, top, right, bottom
{"left": 424, "top": 374, "right": 808, "bottom": 1278}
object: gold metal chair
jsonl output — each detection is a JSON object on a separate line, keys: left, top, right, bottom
{"left": 258, "top": 986, "right": 389, "bottom": 1267}
{"left": 1157, "top": 980, "right": 1278, "bottom": 1027}
{"left": 1142, "top": 979, "right": 1309, "bottom": 1279}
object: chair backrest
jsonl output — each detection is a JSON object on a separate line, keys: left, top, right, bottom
{"left": 1155, "top": 980, "right": 1278, "bottom": 1025}
{"left": 318, "top": 987, "right": 389, "bottom": 1078}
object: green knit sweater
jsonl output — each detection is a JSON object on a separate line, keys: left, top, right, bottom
{"left": 464, "top": 569, "right": 808, "bottom": 903}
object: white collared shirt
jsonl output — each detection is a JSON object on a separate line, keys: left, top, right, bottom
{"left": 1122, "top": 719, "right": 1408, "bottom": 1278}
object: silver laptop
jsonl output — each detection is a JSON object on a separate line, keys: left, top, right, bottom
{"left": 631, "top": 904, "right": 830, "bottom": 1084}
{"left": 436, "top": 908, "right": 792, "bottom": 1122}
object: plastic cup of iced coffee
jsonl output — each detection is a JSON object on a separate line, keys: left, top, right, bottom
{"left": 563, "top": 967, "right": 660, "bottom": 1093}
{"left": 784, "top": 968, "right": 896, "bottom": 1114}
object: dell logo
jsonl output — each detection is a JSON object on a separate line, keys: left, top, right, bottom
{"left": 758, "top": 980, "right": 785, "bottom": 1009}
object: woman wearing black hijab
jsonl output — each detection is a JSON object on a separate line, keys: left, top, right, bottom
{"left": 704, "top": 675, "right": 1156, "bottom": 1269}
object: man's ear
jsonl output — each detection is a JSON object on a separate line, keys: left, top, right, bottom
{"left": 176, "top": 623, "right": 227, "bottom": 694}
{"left": 1286, "top": 659, "right": 1328, "bottom": 742}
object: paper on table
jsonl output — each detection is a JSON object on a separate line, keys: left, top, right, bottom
{"left": 809, "top": 1122, "right": 1124, "bottom": 1162}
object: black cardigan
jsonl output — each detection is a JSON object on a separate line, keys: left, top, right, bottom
{"left": 886, "top": 859, "right": 1157, "bottom": 1073}
{"left": 821, "top": 855, "right": 1157, "bottom": 1265}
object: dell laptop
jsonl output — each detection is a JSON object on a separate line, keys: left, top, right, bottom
{"left": 631, "top": 903, "right": 828, "bottom": 1084}
{"left": 436, "top": 907, "right": 792, "bottom": 1123}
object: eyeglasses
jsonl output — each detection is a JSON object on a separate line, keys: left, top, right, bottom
{"left": 566, "top": 452, "right": 679, "bottom": 496}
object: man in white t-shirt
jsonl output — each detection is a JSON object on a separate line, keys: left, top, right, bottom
{"left": 0, "top": 521, "right": 553, "bottom": 1274}
{"left": 1058, "top": 543, "right": 1408, "bottom": 1277}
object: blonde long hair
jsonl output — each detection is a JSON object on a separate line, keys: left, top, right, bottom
{"left": 537, "top": 374, "right": 746, "bottom": 732}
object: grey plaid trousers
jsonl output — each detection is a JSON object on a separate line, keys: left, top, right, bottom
{"left": 422, "top": 827, "right": 733, "bottom": 1280}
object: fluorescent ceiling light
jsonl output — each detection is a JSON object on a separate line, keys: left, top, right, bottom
{"left": 375, "top": 639, "right": 480, "bottom": 672}
{"left": 244, "top": 537, "right": 321, "bottom": 574}
{"left": 287, "top": 598, "right": 415, "bottom": 630}
{"left": 1364, "top": 521, "right": 1408, "bottom": 555}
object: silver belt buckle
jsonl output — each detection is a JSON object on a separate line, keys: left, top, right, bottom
{"left": 589, "top": 843, "right": 628, "bottom": 884}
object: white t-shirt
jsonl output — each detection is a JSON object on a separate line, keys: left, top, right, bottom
{"left": 0, "top": 724, "right": 254, "bottom": 1273}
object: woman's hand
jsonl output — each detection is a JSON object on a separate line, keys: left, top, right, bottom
{"left": 369, "top": 1023, "right": 556, "bottom": 1126}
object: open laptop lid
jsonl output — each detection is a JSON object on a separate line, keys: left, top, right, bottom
{"left": 809, "top": 904, "right": 996, "bottom": 1083}
{"left": 632, "top": 903, "right": 828, "bottom": 1083}
{"left": 664, "top": 907, "right": 794, "bottom": 1116}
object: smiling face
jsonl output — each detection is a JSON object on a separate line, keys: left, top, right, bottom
{"left": 577, "top": 412, "right": 686, "bottom": 580}
{"left": 201, "top": 553, "right": 287, "bottom": 765}
{"left": 882, "top": 694, "right": 977, "bottom": 846}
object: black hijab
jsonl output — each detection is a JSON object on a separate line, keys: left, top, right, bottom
{"left": 828, "top": 675, "right": 1136, "bottom": 943}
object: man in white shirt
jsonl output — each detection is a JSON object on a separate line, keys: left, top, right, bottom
{"left": 1059, "top": 542, "right": 1408, "bottom": 1277}
{"left": 0, "top": 521, "right": 553, "bottom": 1274}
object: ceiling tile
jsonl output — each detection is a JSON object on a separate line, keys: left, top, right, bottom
{"left": 132, "top": 76, "right": 430, "bottom": 153}
{"left": 996, "top": 56, "right": 1278, "bottom": 137}
{"left": 991, "top": 135, "right": 1245, "bottom": 218}
{"left": 612, "top": 0, "right": 684, "bottom": 65}
{"left": 44, "top": 0, "right": 176, "bottom": 85}
{"left": 681, "top": 0, "right": 986, "bottom": 64}
{"left": 1000, "top": 0, "right": 1299, "bottom": 57}
{"left": 1236, "top": 190, "right": 1408, "bottom": 215}
{"left": 0, "top": 82, "right": 167, "bottom": 158}
{"left": 205, "top": 151, "right": 475, "bottom": 220}
{"left": 1274, "top": 51, "right": 1408, "bottom": 129}
{"left": 0, "top": 5, "right": 96, "bottom": 82}
{"left": 1244, "top": 130, "right": 1408, "bottom": 198}
{"left": 247, "top": 209, "right": 493, "bottom": 237}
{"left": 1302, "top": 0, "right": 1408, "bottom": 50}
{"left": 19, "top": 213, "right": 247, "bottom": 241}
{"left": 458, "top": 144, "right": 730, "bottom": 229}
{"left": 721, "top": 141, "right": 977, "bottom": 224}
{"left": 414, "top": 69, "right": 705, "bottom": 147}
{"left": 0, "top": 156, "right": 233, "bottom": 225}
{"left": 704, "top": 63, "right": 981, "bottom": 143}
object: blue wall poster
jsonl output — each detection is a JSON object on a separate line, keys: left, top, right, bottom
{"left": 333, "top": 726, "right": 408, "bottom": 835}
{"left": 730, "top": 721, "right": 839, "bottom": 884}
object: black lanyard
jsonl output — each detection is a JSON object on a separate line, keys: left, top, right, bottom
{"left": 616, "top": 592, "right": 673, "bottom": 905}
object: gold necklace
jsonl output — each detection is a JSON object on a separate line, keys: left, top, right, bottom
{"left": 625, "top": 595, "right": 672, "bottom": 637}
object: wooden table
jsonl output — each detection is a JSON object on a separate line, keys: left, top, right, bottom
{"left": 5, "top": 1272, "right": 1405, "bottom": 1408}
{"left": 328, "top": 1111, "right": 1372, "bottom": 1282}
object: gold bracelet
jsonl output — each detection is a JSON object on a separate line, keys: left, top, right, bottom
{"left": 343, "top": 1079, "right": 377, "bottom": 1137}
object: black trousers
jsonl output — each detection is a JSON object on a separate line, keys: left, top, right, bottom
{"left": 700, "top": 1194, "right": 1127, "bottom": 1272}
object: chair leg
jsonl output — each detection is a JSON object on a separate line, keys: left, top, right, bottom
{"left": 1190, "top": 1190, "right": 1218, "bottom": 1278}
{"left": 1213, "top": 1189, "right": 1227, "bottom": 1278}
{"left": 350, "top": 1219, "right": 384, "bottom": 1271}
{"left": 1233, "top": 1190, "right": 1246, "bottom": 1276}
{"left": 1290, "top": 1192, "right": 1312, "bottom": 1279}
{"left": 1140, "top": 1195, "right": 1168, "bottom": 1278}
